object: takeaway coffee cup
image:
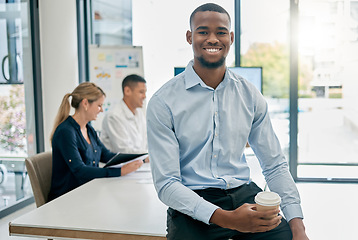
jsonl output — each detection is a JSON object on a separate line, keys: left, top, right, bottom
{"left": 254, "top": 191, "right": 281, "bottom": 219}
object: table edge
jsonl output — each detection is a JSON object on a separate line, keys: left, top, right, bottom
{"left": 9, "top": 223, "right": 166, "bottom": 240}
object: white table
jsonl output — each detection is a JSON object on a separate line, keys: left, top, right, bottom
{"left": 9, "top": 166, "right": 167, "bottom": 239}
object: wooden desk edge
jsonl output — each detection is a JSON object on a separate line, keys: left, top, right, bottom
{"left": 9, "top": 223, "right": 166, "bottom": 240}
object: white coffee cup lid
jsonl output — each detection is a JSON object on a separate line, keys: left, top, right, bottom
{"left": 255, "top": 191, "right": 281, "bottom": 206}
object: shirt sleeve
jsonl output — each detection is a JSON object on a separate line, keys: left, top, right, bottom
{"left": 55, "top": 127, "right": 122, "bottom": 184}
{"left": 147, "top": 95, "right": 219, "bottom": 224}
{"left": 248, "top": 92, "right": 303, "bottom": 222}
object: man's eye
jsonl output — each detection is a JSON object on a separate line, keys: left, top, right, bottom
{"left": 198, "top": 31, "right": 207, "bottom": 35}
{"left": 217, "top": 32, "right": 227, "bottom": 35}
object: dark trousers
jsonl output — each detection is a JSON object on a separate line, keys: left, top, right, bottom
{"left": 166, "top": 182, "right": 292, "bottom": 240}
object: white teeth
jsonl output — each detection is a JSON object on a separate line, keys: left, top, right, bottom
{"left": 206, "top": 48, "right": 219, "bottom": 52}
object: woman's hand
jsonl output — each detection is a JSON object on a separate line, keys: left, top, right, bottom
{"left": 143, "top": 156, "right": 150, "bottom": 163}
{"left": 121, "top": 159, "right": 143, "bottom": 176}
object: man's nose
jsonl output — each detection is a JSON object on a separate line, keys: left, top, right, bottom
{"left": 207, "top": 33, "right": 219, "bottom": 44}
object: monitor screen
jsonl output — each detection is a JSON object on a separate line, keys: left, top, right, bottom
{"left": 229, "top": 67, "right": 262, "bottom": 93}
{"left": 174, "top": 66, "right": 263, "bottom": 93}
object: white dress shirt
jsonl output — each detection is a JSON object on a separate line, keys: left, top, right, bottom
{"left": 101, "top": 99, "right": 147, "bottom": 153}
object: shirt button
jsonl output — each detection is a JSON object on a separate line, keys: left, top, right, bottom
{"left": 215, "top": 175, "right": 219, "bottom": 178}
{"left": 213, "top": 155, "right": 217, "bottom": 158}
{"left": 215, "top": 112, "right": 218, "bottom": 116}
{"left": 93, "top": 161, "right": 95, "bottom": 164}
{"left": 95, "top": 150, "right": 97, "bottom": 153}
{"left": 215, "top": 132, "right": 218, "bottom": 137}
{"left": 69, "top": 159, "right": 71, "bottom": 163}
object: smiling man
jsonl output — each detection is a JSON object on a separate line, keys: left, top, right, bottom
{"left": 101, "top": 74, "right": 148, "bottom": 155}
{"left": 147, "top": 3, "right": 309, "bottom": 240}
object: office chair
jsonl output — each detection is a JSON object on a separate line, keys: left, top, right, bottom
{"left": 25, "top": 151, "right": 52, "bottom": 208}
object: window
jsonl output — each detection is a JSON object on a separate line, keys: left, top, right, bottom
{"left": 241, "top": 0, "right": 291, "bottom": 159}
{"left": 296, "top": 0, "right": 358, "bottom": 182}
{"left": 92, "top": 0, "right": 132, "bottom": 46}
{"left": 0, "top": 0, "right": 41, "bottom": 216}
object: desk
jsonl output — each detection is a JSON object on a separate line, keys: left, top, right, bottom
{"left": 9, "top": 169, "right": 167, "bottom": 239}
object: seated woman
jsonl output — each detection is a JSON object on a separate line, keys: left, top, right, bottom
{"left": 48, "top": 82, "right": 143, "bottom": 201}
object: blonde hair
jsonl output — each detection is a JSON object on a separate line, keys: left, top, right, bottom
{"left": 50, "top": 82, "right": 105, "bottom": 143}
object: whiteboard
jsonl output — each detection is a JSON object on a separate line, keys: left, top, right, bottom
{"left": 89, "top": 45, "right": 144, "bottom": 131}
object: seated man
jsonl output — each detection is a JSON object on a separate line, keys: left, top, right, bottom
{"left": 101, "top": 74, "right": 147, "bottom": 155}
{"left": 147, "top": 3, "right": 308, "bottom": 240}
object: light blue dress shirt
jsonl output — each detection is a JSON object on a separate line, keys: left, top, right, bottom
{"left": 147, "top": 60, "right": 303, "bottom": 224}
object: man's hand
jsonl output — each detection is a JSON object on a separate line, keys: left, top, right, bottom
{"left": 210, "top": 203, "right": 282, "bottom": 233}
{"left": 289, "top": 218, "right": 309, "bottom": 240}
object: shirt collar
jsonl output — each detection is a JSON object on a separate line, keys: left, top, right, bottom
{"left": 184, "top": 60, "right": 202, "bottom": 90}
{"left": 120, "top": 99, "right": 136, "bottom": 119}
{"left": 184, "top": 60, "right": 230, "bottom": 90}
{"left": 68, "top": 115, "right": 81, "bottom": 130}
{"left": 68, "top": 115, "right": 92, "bottom": 131}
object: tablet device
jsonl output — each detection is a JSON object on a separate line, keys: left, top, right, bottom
{"left": 103, "top": 153, "right": 148, "bottom": 168}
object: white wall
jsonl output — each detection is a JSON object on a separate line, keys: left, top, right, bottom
{"left": 38, "top": 0, "right": 79, "bottom": 151}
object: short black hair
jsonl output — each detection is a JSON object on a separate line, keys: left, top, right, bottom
{"left": 189, "top": 3, "right": 231, "bottom": 30}
{"left": 122, "top": 74, "right": 146, "bottom": 93}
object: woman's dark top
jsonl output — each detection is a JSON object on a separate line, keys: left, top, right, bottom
{"left": 48, "top": 116, "right": 121, "bottom": 201}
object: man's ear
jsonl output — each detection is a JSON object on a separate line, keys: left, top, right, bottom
{"left": 230, "top": 31, "right": 234, "bottom": 45}
{"left": 124, "top": 86, "right": 132, "bottom": 96}
{"left": 186, "top": 30, "right": 192, "bottom": 45}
